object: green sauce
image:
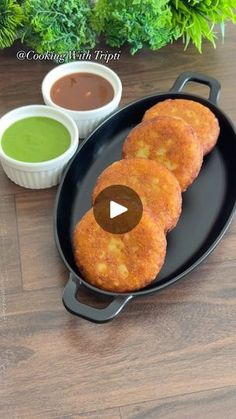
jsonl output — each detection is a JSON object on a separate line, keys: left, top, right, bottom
{"left": 1, "top": 116, "right": 71, "bottom": 163}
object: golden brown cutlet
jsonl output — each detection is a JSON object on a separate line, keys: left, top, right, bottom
{"left": 92, "top": 158, "right": 182, "bottom": 232}
{"left": 143, "top": 98, "right": 220, "bottom": 155}
{"left": 122, "top": 116, "right": 203, "bottom": 192}
{"left": 73, "top": 208, "right": 167, "bottom": 293}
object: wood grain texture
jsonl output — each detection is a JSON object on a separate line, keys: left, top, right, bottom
{"left": 15, "top": 189, "right": 67, "bottom": 291}
{"left": 120, "top": 386, "right": 236, "bottom": 419}
{"left": 0, "top": 195, "right": 22, "bottom": 293}
{"left": 0, "top": 24, "right": 236, "bottom": 419}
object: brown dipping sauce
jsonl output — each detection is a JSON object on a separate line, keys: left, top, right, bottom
{"left": 50, "top": 72, "right": 114, "bottom": 111}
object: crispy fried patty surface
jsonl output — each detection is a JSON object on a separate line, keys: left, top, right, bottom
{"left": 123, "top": 116, "right": 203, "bottom": 191}
{"left": 92, "top": 158, "right": 182, "bottom": 232}
{"left": 73, "top": 208, "right": 167, "bottom": 292}
{"left": 143, "top": 99, "right": 220, "bottom": 155}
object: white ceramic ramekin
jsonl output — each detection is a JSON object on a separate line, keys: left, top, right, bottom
{"left": 0, "top": 105, "right": 79, "bottom": 189}
{"left": 41, "top": 61, "right": 122, "bottom": 139}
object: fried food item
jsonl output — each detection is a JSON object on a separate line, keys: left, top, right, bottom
{"left": 122, "top": 116, "right": 203, "bottom": 191}
{"left": 73, "top": 208, "right": 167, "bottom": 293}
{"left": 143, "top": 99, "right": 220, "bottom": 155}
{"left": 92, "top": 158, "right": 182, "bottom": 232}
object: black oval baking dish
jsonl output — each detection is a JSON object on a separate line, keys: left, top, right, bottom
{"left": 54, "top": 71, "right": 236, "bottom": 323}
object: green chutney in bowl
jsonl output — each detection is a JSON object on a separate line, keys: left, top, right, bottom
{"left": 0, "top": 105, "right": 79, "bottom": 189}
{"left": 1, "top": 116, "right": 71, "bottom": 163}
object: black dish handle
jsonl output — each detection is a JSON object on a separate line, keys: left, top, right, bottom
{"left": 169, "top": 71, "right": 221, "bottom": 104}
{"left": 62, "top": 274, "right": 133, "bottom": 323}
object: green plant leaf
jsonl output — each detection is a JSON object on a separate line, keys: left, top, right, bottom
{"left": 0, "top": 0, "right": 23, "bottom": 49}
{"left": 22, "top": 0, "right": 96, "bottom": 55}
{"left": 92, "top": 0, "right": 179, "bottom": 54}
{"left": 170, "top": 0, "right": 236, "bottom": 52}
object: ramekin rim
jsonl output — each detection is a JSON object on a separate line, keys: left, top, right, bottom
{"left": 41, "top": 61, "right": 123, "bottom": 116}
{"left": 0, "top": 104, "right": 79, "bottom": 169}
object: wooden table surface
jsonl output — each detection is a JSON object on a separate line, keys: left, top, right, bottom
{"left": 1, "top": 24, "right": 236, "bottom": 419}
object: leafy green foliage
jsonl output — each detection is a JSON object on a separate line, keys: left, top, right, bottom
{"left": 92, "top": 0, "right": 180, "bottom": 54}
{"left": 1, "top": 0, "right": 236, "bottom": 55}
{"left": 0, "top": 0, "right": 23, "bottom": 49}
{"left": 22, "top": 0, "right": 96, "bottom": 54}
{"left": 170, "top": 0, "right": 236, "bottom": 52}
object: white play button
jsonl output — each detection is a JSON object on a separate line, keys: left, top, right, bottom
{"left": 93, "top": 185, "right": 143, "bottom": 234}
{"left": 110, "top": 200, "right": 128, "bottom": 219}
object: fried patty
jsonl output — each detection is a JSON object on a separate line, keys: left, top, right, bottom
{"left": 122, "top": 116, "right": 203, "bottom": 191}
{"left": 92, "top": 158, "right": 182, "bottom": 232}
{"left": 143, "top": 99, "right": 220, "bottom": 155}
{"left": 73, "top": 208, "right": 167, "bottom": 293}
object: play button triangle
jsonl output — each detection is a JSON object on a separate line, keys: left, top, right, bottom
{"left": 110, "top": 200, "right": 128, "bottom": 219}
